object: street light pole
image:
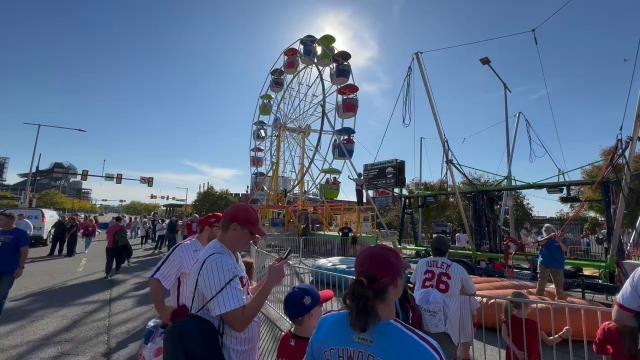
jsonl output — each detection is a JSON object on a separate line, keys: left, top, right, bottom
{"left": 419, "top": 136, "right": 426, "bottom": 245}
{"left": 24, "top": 125, "right": 41, "bottom": 207}
{"left": 176, "top": 187, "right": 188, "bottom": 212}
{"left": 479, "top": 57, "right": 516, "bottom": 238}
{"left": 22, "top": 122, "right": 86, "bottom": 208}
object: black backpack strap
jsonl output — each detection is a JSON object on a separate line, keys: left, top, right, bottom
{"left": 150, "top": 242, "right": 185, "bottom": 278}
{"left": 189, "top": 252, "right": 238, "bottom": 313}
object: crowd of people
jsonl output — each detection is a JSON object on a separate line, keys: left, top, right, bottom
{"left": 2, "top": 202, "right": 638, "bottom": 360}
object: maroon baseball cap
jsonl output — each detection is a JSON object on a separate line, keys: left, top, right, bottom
{"left": 222, "top": 203, "right": 266, "bottom": 237}
{"left": 197, "top": 213, "right": 223, "bottom": 229}
{"left": 355, "top": 244, "right": 410, "bottom": 289}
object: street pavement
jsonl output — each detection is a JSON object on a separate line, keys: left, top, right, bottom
{"left": 0, "top": 233, "right": 162, "bottom": 360}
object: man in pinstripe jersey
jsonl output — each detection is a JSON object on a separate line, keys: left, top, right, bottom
{"left": 148, "top": 213, "right": 222, "bottom": 324}
{"left": 187, "top": 203, "right": 286, "bottom": 360}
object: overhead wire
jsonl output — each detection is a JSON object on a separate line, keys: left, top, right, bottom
{"left": 374, "top": 60, "right": 414, "bottom": 161}
{"left": 532, "top": 30, "right": 570, "bottom": 175}
{"left": 620, "top": 38, "right": 640, "bottom": 133}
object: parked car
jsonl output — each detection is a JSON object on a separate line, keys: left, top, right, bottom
{"left": 1, "top": 208, "right": 60, "bottom": 247}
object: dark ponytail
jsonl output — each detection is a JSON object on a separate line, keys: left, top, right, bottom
{"left": 342, "top": 276, "right": 389, "bottom": 333}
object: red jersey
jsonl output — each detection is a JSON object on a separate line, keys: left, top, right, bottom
{"left": 504, "top": 315, "right": 541, "bottom": 360}
{"left": 276, "top": 330, "right": 310, "bottom": 360}
{"left": 593, "top": 321, "right": 636, "bottom": 360}
{"left": 106, "top": 224, "right": 126, "bottom": 248}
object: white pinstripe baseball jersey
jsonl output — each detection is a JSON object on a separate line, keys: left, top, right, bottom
{"left": 411, "top": 256, "right": 477, "bottom": 345}
{"left": 150, "top": 237, "right": 205, "bottom": 306}
{"left": 187, "top": 240, "right": 260, "bottom": 360}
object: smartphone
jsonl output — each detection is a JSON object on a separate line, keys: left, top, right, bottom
{"left": 282, "top": 248, "right": 293, "bottom": 260}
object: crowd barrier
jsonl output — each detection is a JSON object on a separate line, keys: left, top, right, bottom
{"left": 253, "top": 241, "right": 614, "bottom": 360}
{"left": 259, "top": 235, "right": 359, "bottom": 260}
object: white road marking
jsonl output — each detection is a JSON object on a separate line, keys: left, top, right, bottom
{"left": 77, "top": 257, "right": 87, "bottom": 272}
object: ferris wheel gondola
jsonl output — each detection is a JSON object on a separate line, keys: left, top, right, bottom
{"left": 249, "top": 34, "right": 360, "bottom": 206}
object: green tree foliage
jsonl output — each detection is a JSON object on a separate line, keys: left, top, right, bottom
{"left": 406, "top": 174, "right": 533, "bottom": 233}
{"left": 0, "top": 192, "right": 19, "bottom": 209}
{"left": 191, "top": 187, "right": 237, "bottom": 215}
{"left": 121, "top": 201, "right": 162, "bottom": 216}
{"left": 36, "top": 191, "right": 98, "bottom": 213}
{"left": 581, "top": 145, "right": 640, "bottom": 228}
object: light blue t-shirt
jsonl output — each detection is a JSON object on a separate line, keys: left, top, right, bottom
{"left": 305, "top": 311, "right": 445, "bottom": 360}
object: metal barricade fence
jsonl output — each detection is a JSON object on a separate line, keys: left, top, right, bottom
{"left": 253, "top": 244, "right": 612, "bottom": 360}
{"left": 469, "top": 294, "right": 611, "bottom": 360}
{"left": 259, "top": 235, "right": 356, "bottom": 261}
{"left": 254, "top": 247, "right": 354, "bottom": 359}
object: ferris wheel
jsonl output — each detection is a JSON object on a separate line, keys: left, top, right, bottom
{"left": 249, "top": 34, "right": 360, "bottom": 206}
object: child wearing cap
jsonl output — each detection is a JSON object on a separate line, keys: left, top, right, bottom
{"left": 276, "top": 284, "right": 334, "bottom": 360}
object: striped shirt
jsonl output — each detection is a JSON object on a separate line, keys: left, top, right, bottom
{"left": 150, "top": 237, "right": 204, "bottom": 306}
{"left": 411, "top": 256, "right": 477, "bottom": 345}
{"left": 187, "top": 240, "right": 260, "bottom": 360}
{"left": 305, "top": 310, "right": 445, "bottom": 360}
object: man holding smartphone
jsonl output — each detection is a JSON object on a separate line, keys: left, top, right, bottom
{"left": 187, "top": 203, "right": 287, "bottom": 360}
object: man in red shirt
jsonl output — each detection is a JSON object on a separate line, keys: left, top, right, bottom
{"left": 105, "top": 216, "right": 127, "bottom": 279}
{"left": 277, "top": 284, "right": 334, "bottom": 360}
{"left": 185, "top": 214, "right": 199, "bottom": 239}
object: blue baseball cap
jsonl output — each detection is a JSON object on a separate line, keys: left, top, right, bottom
{"left": 283, "top": 284, "right": 334, "bottom": 321}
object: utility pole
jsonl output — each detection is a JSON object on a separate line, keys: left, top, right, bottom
{"left": 480, "top": 57, "right": 516, "bottom": 237}
{"left": 610, "top": 92, "right": 640, "bottom": 266}
{"left": 22, "top": 123, "right": 86, "bottom": 207}
{"left": 419, "top": 136, "right": 426, "bottom": 245}
{"left": 414, "top": 52, "right": 473, "bottom": 244}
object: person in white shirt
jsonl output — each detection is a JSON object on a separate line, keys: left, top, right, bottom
{"left": 15, "top": 214, "right": 33, "bottom": 236}
{"left": 613, "top": 267, "right": 640, "bottom": 328}
{"left": 411, "top": 235, "right": 478, "bottom": 360}
{"left": 153, "top": 219, "right": 167, "bottom": 252}
{"left": 455, "top": 231, "right": 469, "bottom": 248}
{"left": 187, "top": 203, "right": 286, "bottom": 360}
{"left": 149, "top": 213, "right": 222, "bottom": 324}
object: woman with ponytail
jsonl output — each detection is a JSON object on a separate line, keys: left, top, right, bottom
{"left": 305, "top": 244, "right": 445, "bottom": 359}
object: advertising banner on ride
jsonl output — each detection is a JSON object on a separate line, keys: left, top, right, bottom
{"left": 363, "top": 159, "right": 406, "bottom": 189}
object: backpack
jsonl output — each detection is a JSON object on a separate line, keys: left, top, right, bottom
{"left": 163, "top": 252, "right": 237, "bottom": 360}
{"left": 115, "top": 230, "right": 129, "bottom": 246}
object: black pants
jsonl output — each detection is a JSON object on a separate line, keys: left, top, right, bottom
{"left": 166, "top": 233, "right": 177, "bottom": 250}
{"left": 154, "top": 235, "right": 166, "bottom": 251}
{"left": 151, "top": 228, "right": 157, "bottom": 243}
{"left": 48, "top": 236, "right": 66, "bottom": 255}
{"left": 140, "top": 234, "right": 147, "bottom": 247}
{"left": 105, "top": 246, "right": 126, "bottom": 275}
{"left": 66, "top": 236, "right": 78, "bottom": 257}
{"left": 356, "top": 188, "right": 364, "bottom": 206}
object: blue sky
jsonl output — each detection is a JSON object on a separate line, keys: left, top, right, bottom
{"left": 0, "top": 0, "right": 638, "bottom": 215}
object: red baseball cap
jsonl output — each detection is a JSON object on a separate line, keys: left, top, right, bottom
{"left": 355, "top": 244, "right": 410, "bottom": 289}
{"left": 222, "top": 203, "right": 266, "bottom": 237}
{"left": 197, "top": 213, "right": 223, "bottom": 229}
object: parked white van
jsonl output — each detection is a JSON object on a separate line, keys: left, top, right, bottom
{"left": 1, "top": 208, "right": 60, "bottom": 246}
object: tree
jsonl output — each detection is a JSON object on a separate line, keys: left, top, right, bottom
{"left": 191, "top": 187, "right": 237, "bottom": 215}
{"left": 122, "top": 201, "right": 161, "bottom": 216}
{"left": 407, "top": 174, "right": 533, "bottom": 234}
{"left": 35, "top": 191, "right": 98, "bottom": 213}
{"left": 0, "top": 192, "right": 18, "bottom": 209}
{"left": 581, "top": 145, "right": 640, "bottom": 228}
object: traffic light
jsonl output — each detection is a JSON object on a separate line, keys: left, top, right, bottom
{"left": 115, "top": 173, "right": 123, "bottom": 184}
{"left": 81, "top": 170, "right": 89, "bottom": 181}
{"left": 150, "top": 194, "right": 155, "bottom": 199}
{"left": 172, "top": 197, "right": 176, "bottom": 200}
{"left": 147, "top": 177, "right": 154, "bottom": 187}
